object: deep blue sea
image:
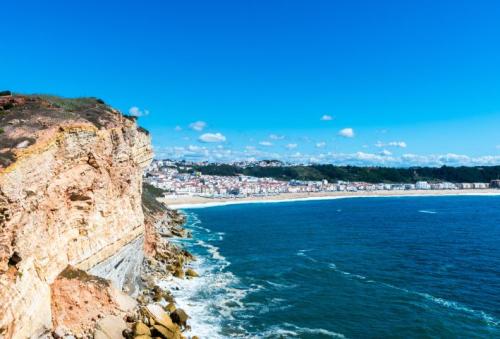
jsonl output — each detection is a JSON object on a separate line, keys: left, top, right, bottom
{"left": 170, "top": 196, "right": 500, "bottom": 338}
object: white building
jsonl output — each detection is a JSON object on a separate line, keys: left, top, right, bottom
{"left": 416, "top": 181, "right": 431, "bottom": 190}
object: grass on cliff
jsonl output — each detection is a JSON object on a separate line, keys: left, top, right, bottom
{"left": 142, "top": 182, "right": 167, "bottom": 215}
{"left": 36, "top": 95, "right": 106, "bottom": 111}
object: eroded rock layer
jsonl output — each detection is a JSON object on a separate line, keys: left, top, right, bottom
{"left": 0, "top": 95, "right": 153, "bottom": 338}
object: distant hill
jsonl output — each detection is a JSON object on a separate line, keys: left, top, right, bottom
{"left": 178, "top": 163, "right": 500, "bottom": 183}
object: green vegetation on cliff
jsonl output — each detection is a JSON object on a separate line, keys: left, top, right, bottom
{"left": 142, "top": 182, "right": 167, "bottom": 214}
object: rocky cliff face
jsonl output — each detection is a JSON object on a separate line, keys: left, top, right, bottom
{"left": 0, "top": 94, "right": 153, "bottom": 338}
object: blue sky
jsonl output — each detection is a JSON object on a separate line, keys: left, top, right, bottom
{"left": 2, "top": 0, "right": 500, "bottom": 166}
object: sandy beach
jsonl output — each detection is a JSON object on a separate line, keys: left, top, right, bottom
{"left": 161, "top": 189, "right": 500, "bottom": 209}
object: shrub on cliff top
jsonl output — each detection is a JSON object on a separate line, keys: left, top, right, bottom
{"left": 36, "top": 95, "right": 106, "bottom": 111}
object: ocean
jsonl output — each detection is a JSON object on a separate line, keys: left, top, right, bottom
{"left": 168, "top": 196, "right": 500, "bottom": 338}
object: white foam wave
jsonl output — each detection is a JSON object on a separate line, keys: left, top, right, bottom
{"left": 327, "top": 262, "right": 499, "bottom": 327}
{"left": 262, "top": 323, "right": 346, "bottom": 338}
{"left": 419, "top": 210, "right": 437, "bottom": 214}
{"left": 265, "top": 280, "right": 298, "bottom": 289}
{"left": 296, "top": 250, "right": 318, "bottom": 262}
{"left": 154, "top": 213, "right": 254, "bottom": 338}
{"left": 157, "top": 255, "right": 248, "bottom": 338}
{"left": 195, "top": 240, "right": 229, "bottom": 266}
{"left": 417, "top": 293, "right": 499, "bottom": 327}
{"left": 376, "top": 283, "right": 500, "bottom": 327}
{"left": 328, "top": 263, "right": 366, "bottom": 281}
{"left": 260, "top": 327, "right": 299, "bottom": 338}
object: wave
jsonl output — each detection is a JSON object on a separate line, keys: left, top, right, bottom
{"left": 419, "top": 210, "right": 437, "bottom": 214}
{"left": 261, "top": 323, "right": 346, "bottom": 338}
{"left": 297, "top": 249, "right": 313, "bottom": 253}
{"left": 328, "top": 263, "right": 367, "bottom": 281}
{"left": 326, "top": 262, "right": 499, "bottom": 327}
{"left": 156, "top": 214, "right": 248, "bottom": 338}
{"left": 176, "top": 211, "right": 500, "bottom": 337}
{"left": 265, "top": 280, "right": 298, "bottom": 289}
{"left": 196, "top": 240, "right": 231, "bottom": 269}
{"left": 296, "top": 249, "right": 318, "bottom": 262}
{"left": 417, "top": 293, "right": 499, "bottom": 327}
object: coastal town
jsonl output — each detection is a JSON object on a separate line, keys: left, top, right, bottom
{"left": 145, "top": 160, "right": 499, "bottom": 200}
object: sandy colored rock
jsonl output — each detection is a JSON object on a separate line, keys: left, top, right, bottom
{"left": 151, "top": 324, "right": 181, "bottom": 339}
{"left": 185, "top": 269, "right": 198, "bottom": 278}
{"left": 134, "top": 322, "right": 151, "bottom": 336}
{"left": 50, "top": 266, "right": 135, "bottom": 336}
{"left": 173, "top": 268, "right": 184, "bottom": 279}
{"left": 110, "top": 285, "right": 138, "bottom": 312}
{"left": 144, "top": 304, "right": 178, "bottom": 330}
{"left": 0, "top": 95, "right": 153, "bottom": 338}
{"left": 165, "top": 302, "right": 176, "bottom": 313}
{"left": 94, "top": 315, "right": 127, "bottom": 339}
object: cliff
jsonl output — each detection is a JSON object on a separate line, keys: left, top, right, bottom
{"left": 0, "top": 93, "right": 153, "bottom": 338}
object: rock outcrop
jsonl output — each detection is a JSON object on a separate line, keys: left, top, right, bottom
{"left": 0, "top": 94, "right": 153, "bottom": 338}
{"left": 50, "top": 266, "right": 137, "bottom": 337}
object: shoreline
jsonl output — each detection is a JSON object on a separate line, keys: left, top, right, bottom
{"left": 161, "top": 189, "right": 500, "bottom": 209}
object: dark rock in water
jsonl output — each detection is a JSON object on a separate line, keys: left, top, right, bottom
{"left": 170, "top": 308, "right": 188, "bottom": 328}
{"left": 0, "top": 90, "right": 11, "bottom": 96}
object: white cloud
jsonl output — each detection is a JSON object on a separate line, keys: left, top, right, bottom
{"left": 338, "top": 128, "right": 355, "bottom": 138}
{"left": 128, "top": 106, "right": 149, "bottom": 117}
{"left": 375, "top": 141, "right": 407, "bottom": 148}
{"left": 188, "top": 145, "right": 203, "bottom": 152}
{"left": 320, "top": 114, "right": 333, "bottom": 121}
{"left": 269, "top": 134, "right": 285, "bottom": 140}
{"left": 380, "top": 149, "right": 392, "bottom": 156}
{"left": 259, "top": 141, "right": 273, "bottom": 147}
{"left": 316, "top": 142, "right": 326, "bottom": 148}
{"left": 189, "top": 121, "right": 207, "bottom": 131}
{"left": 198, "top": 132, "right": 226, "bottom": 143}
{"left": 154, "top": 144, "right": 500, "bottom": 167}
{"left": 174, "top": 125, "right": 182, "bottom": 131}
{"left": 285, "top": 143, "right": 298, "bottom": 149}
{"left": 388, "top": 141, "right": 407, "bottom": 148}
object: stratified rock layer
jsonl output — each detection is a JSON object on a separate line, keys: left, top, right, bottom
{"left": 0, "top": 95, "right": 153, "bottom": 338}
